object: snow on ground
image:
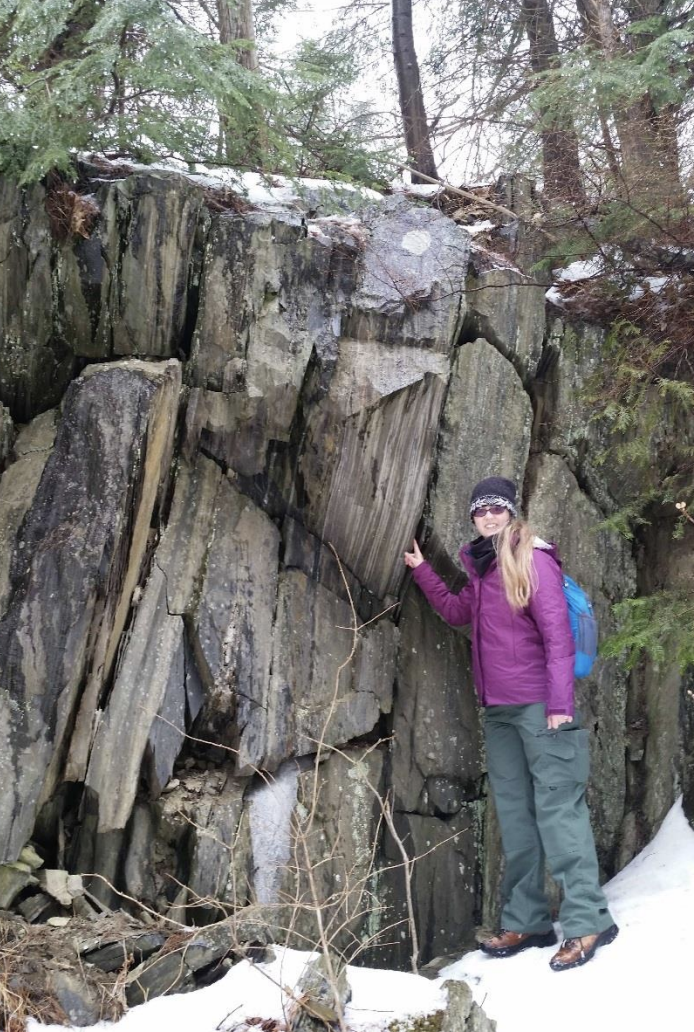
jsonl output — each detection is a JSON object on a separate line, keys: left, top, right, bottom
{"left": 28, "top": 798, "right": 694, "bottom": 1032}
{"left": 553, "top": 255, "right": 606, "bottom": 282}
{"left": 463, "top": 220, "right": 495, "bottom": 236}
{"left": 628, "top": 275, "right": 671, "bottom": 300}
{"left": 442, "top": 797, "right": 694, "bottom": 1032}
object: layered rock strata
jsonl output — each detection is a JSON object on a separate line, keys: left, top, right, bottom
{"left": 0, "top": 167, "right": 683, "bottom": 976}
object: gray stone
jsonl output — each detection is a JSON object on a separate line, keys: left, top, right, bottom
{"left": 248, "top": 570, "right": 393, "bottom": 771}
{"left": 125, "top": 922, "right": 235, "bottom": 1005}
{"left": 0, "top": 863, "right": 36, "bottom": 907}
{"left": 301, "top": 358, "right": 447, "bottom": 599}
{"left": 156, "top": 454, "right": 224, "bottom": 614}
{"left": 19, "top": 843, "right": 44, "bottom": 870}
{"left": 281, "top": 747, "right": 386, "bottom": 957}
{"left": 53, "top": 203, "right": 113, "bottom": 360}
{"left": 85, "top": 568, "right": 186, "bottom": 831}
{"left": 430, "top": 337, "right": 532, "bottom": 563}
{"left": 0, "top": 179, "right": 76, "bottom": 420}
{"left": 539, "top": 317, "right": 681, "bottom": 513}
{"left": 392, "top": 590, "right": 481, "bottom": 815}
{"left": 381, "top": 810, "right": 479, "bottom": 969}
{"left": 540, "top": 319, "right": 621, "bottom": 510}
{"left": 57, "top": 172, "right": 204, "bottom": 360}
{"left": 17, "top": 891, "right": 53, "bottom": 922}
{"left": 289, "top": 954, "right": 351, "bottom": 1032}
{"left": 83, "top": 931, "right": 167, "bottom": 972}
{"left": 465, "top": 252, "right": 545, "bottom": 377}
{"left": 0, "top": 401, "right": 13, "bottom": 471}
{"left": 183, "top": 774, "right": 249, "bottom": 917}
{"left": 189, "top": 478, "right": 280, "bottom": 770}
{"left": 109, "top": 175, "right": 203, "bottom": 357}
{"left": 49, "top": 970, "right": 101, "bottom": 1027}
{"left": 0, "top": 359, "right": 181, "bottom": 861}
{"left": 618, "top": 523, "right": 694, "bottom": 863}
{"left": 123, "top": 804, "right": 158, "bottom": 902}
{"left": 158, "top": 764, "right": 251, "bottom": 918}
{"left": 188, "top": 212, "right": 333, "bottom": 395}
{"left": 183, "top": 212, "right": 339, "bottom": 481}
{"left": 346, "top": 199, "right": 469, "bottom": 349}
{"left": 0, "top": 409, "right": 57, "bottom": 618}
{"left": 441, "top": 979, "right": 496, "bottom": 1032}
{"left": 38, "top": 869, "right": 73, "bottom": 906}
{"left": 126, "top": 950, "right": 194, "bottom": 1004}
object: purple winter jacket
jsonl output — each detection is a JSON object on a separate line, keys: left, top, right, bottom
{"left": 411, "top": 540, "right": 575, "bottom": 716}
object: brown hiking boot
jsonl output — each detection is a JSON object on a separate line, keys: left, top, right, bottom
{"left": 480, "top": 928, "right": 558, "bottom": 958}
{"left": 549, "top": 924, "right": 619, "bottom": 971}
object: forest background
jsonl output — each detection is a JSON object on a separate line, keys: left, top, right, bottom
{"left": 1, "top": 0, "right": 694, "bottom": 665}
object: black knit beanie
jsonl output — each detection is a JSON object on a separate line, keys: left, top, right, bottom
{"left": 469, "top": 476, "right": 518, "bottom": 519}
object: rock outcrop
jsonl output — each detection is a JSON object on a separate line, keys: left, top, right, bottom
{"left": 0, "top": 164, "right": 688, "bottom": 992}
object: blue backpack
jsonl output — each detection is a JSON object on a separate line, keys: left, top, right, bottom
{"left": 562, "top": 575, "right": 598, "bottom": 678}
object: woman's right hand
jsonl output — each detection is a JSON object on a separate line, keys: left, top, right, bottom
{"left": 404, "top": 539, "right": 425, "bottom": 569}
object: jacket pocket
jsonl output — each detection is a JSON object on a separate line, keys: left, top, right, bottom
{"left": 537, "top": 728, "right": 590, "bottom": 787}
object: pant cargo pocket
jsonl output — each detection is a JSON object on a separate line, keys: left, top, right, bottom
{"left": 537, "top": 728, "right": 590, "bottom": 787}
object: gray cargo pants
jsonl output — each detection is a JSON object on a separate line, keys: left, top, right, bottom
{"left": 484, "top": 702, "right": 615, "bottom": 938}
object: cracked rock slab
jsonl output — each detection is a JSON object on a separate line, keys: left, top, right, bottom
{"left": 430, "top": 337, "right": 532, "bottom": 563}
{"left": 302, "top": 363, "right": 447, "bottom": 599}
{"left": 392, "top": 589, "right": 481, "bottom": 814}
{"left": 465, "top": 258, "right": 545, "bottom": 377}
{"left": 0, "top": 359, "right": 181, "bottom": 861}
{"left": 0, "top": 409, "right": 57, "bottom": 617}
{"left": 243, "top": 570, "right": 395, "bottom": 772}
{"left": 0, "top": 179, "right": 76, "bottom": 419}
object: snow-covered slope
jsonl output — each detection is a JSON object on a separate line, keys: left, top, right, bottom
{"left": 29, "top": 798, "right": 694, "bottom": 1032}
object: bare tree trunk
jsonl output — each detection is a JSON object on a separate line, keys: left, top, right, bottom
{"left": 36, "top": 0, "right": 104, "bottom": 67}
{"left": 216, "top": 0, "right": 261, "bottom": 163}
{"left": 391, "top": 0, "right": 437, "bottom": 183}
{"left": 217, "top": 0, "right": 258, "bottom": 72}
{"left": 575, "top": 0, "right": 683, "bottom": 206}
{"left": 521, "top": 0, "right": 586, "bottom": 206}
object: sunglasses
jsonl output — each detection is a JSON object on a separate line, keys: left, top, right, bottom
{"left": 471, "top": 505, "right": 508, "bottom": 518}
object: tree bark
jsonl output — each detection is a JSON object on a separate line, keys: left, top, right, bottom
{"left": 35, "top": 0, "right": 104, "bottom": 68}
{"left": 521, "top": 0, "right": 586, "bottom": 206}
{"left": 575, "top": 0, "right": 683, "bottom": 207}
{"left": 391, "top": 0, "right": 437, "bottom": 183}
{"left": 216, "top": 0, "right": 261, "bottom": 163}
{"left": 217, "top": 0, "right": 258, "bottom": 72}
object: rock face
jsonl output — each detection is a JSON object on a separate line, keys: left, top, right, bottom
{"left": 0, "top": 359, "right": 181, "bottom": 861}
{"left": 0, "top": 180, "right": 75, "bottom": 419}
{"left": 0, "top": 167, "right": 685, "bottom": 981}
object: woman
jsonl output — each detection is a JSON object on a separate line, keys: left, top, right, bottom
{"left": 404, "top": 476, "right": 618, "bottom": 971}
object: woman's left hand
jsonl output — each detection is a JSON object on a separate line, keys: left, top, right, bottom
{"left": 547, "top": 714, "right": 573, "bottom": 730}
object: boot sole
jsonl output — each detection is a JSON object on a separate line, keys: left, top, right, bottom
{"left": 549, "top": 924, "right": 620, "bottom": 971}
{"left": 480, "top": 930, "right": 558, "bottom": 958}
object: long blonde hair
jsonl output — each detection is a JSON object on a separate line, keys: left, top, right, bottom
{"left": 495, "top": 518, "right": 538, "bottom": 610}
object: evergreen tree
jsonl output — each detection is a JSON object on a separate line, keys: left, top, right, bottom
{"left": 0, "top": 0, "right": 394, "bottom": 185}
{"left": 0, "top": 0, "right": 272, "bottom": 181}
